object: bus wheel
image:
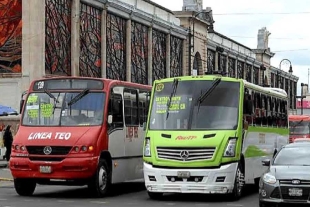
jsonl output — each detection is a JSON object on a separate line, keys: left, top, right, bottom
{"left": 229, "top": 163, "right": 245, "bottom": 201}
{"left": 88, "top": 160, "right": 111, "bottom": 197}
{"left": 147, "top": 191, "right": 164, "bottom": 200}
{"left": 14, "top": 178, "right": 36, "bottom": 196}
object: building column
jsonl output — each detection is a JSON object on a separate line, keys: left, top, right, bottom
{"left": 126, "top": 19, "right": 132, "bottom": 82}
{"left": 235, "top": 58, "right": 238, "bottom": 78}
{"left": 71, "top": 0, "right": 80, "bottom": 76}
{"left": 214, "top": 52, "right": 219, "bottom": 71}
{"left": 147, "top": 27, "right": 153, "bottom": 85}
{"left": 225, "top": 56, "right": 229, "bottom": 75}
{"left": 101, "top": 7, "right": 107, "bottom": 78}
{"left": 166, "top": 34, "right": 171, "bottom": 78}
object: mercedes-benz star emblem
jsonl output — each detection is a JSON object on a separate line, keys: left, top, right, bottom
{"left": 292, "top": 180, "right": 300, "bottom": 185}
{"left": 180, "top": 150, "right": 189, "bottom": 160}
{"left": 43, "top": 146, "right": 52, "bottom": 155}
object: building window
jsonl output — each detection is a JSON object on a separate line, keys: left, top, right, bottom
{"left": 228, "top": 57, "right": 235, "bottom": 78}
{"left": 245, "top": 64, "right": 252, "bottom": 82}
{"left": 218, "top": 54, "right": 227, "bottom": 74}
{"left": 131, "top": 21, "right": 148, "bottom": 84}
{"left": 106, "top": 13, "right": 126, "bottom": 80}
{"left": 45, "top": 0, "right": 72, "bottom": 76}
{"left": 79, "top": 3, "right": 101, "bottom": 77}
{"left": 170, "top": 36, "right": 183, "bottom": 77}
{"left": 237, "top": 61, "right": 244, "bottom": 79}
{"left": 152, "top": 29, "right": 166, "bottom": 82}
{"left": 207, "top": 49, "right": 215, "bottom": 73}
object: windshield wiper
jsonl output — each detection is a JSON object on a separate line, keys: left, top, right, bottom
{"left": 196, "top": 77, "right": 221, "bottom": 113}
{"left": 67, "top": 89, "right": 90, "bottom": 106}
{"left": 291, "top": 120, "right": 303, "bottom": 134}
{"left": 44, "top": 89, "right": 59, "bottom": 103}
{"left": 166, "top": 78, "right": 179, "bottom": 120}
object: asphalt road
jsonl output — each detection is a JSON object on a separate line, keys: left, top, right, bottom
{"left": 0, "top": 173, "right": 260, "bottom": 207}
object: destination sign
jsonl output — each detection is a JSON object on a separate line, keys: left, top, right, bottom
{"left": 33, "top": 79, "right": 104, "bottom": 91}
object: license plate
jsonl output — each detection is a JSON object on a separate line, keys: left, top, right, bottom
{"left": 177, "top": 171, "right": 190, "bottom": 178}
{"left": 39, "top": 166, "right": 52, "bottom": 174}
{"left": 289, "top": 188, "right": 303, "bottom": 196}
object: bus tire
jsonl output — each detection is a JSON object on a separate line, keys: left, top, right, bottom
{"left": 228, "top": 162, "right": 245, "bottom": 201}
{"left": 14, "top": 178, "right": 36, "bottom": 196}
{"left": 147, "top": 191, "right": 164, "bottom": 200}
{"left": 88, "top": 160, "right": 112, "bottom": 197}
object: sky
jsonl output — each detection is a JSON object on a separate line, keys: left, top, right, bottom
{"left": 152, "top": 0, "right": 310, "bottom": 95}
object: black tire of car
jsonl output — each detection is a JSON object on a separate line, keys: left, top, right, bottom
{"left": 147, "top": 191, "right": 164, "bottom": 200}
{"left": 14, "top": 178, "right": 36, "bottom": 196}
{"left": 88, "top": 160, "right": 112, "bottom": 197}
{"left": 228, "top": 162, "right": 245, "bottom": 201}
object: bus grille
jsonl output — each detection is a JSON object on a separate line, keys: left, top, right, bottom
{"left": 156, "top": 147, "right": 216, "bottom": 161}
{"left": 26, "top": 146, "right": 72, "bottom": 155}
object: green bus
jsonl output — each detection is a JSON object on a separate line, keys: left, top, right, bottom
{"left": 143, "top": 75, "right": 289, "bottom": 200}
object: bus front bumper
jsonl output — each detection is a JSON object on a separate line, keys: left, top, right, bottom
{"left": 143, "top": 162, "right": 237, "bottom": 194}
{"left": 9, "top": 156, "right": 98, "bottom": 180}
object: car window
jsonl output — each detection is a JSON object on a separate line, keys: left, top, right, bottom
{"left": 273, "top": 147, "right": 310, "bottom": 166}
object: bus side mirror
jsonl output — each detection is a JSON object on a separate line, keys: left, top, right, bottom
{"left": 262, "top": 159, "right": 270, "bottom": 166}
{"left": 19, "top": 100, "right": 25, "bottom": 114}
{"left": 108, "top": 115, "right": 113, "bottom": 124}
{"left": 143, "top": 122, "right": 146, "bottom": 131}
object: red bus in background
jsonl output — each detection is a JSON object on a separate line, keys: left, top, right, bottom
{"left": 289, "top": 115, "right": 310, "bottom": 143}
{"left": 10, "top": 77, "right": 151, "bottom": 197}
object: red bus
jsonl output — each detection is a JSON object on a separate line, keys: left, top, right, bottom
{"left": 289, "top": 115, "right": 310, "bottom": 143}
{"left": 9, "top": 77, "right": 151, "bottom": 197}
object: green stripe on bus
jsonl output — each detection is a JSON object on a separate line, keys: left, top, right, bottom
{"left": 248, "top": 126, "right": 289, "bottom": 135}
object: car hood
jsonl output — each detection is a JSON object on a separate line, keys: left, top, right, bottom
{"left": 270, "top": 165, "right": 310, "bottom": 180}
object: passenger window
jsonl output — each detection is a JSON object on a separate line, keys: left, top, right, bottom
{"left": 108, "top": 92, "right": 123, "bottom": 128}
{"left": 139, "top": 90, "right": 150, "bottom": 126}
{"left": 124, "top": 88, "right": 139, "bottom": 126}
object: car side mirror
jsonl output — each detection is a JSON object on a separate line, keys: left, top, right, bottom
{"left": 262, "top": 159, "right": 270, "bottom": 166}
{"left": 108, "top": 115, "right": 113, "bottom": 124}
{"left": 143, "top": 122, "right": 146, "bottom": 131}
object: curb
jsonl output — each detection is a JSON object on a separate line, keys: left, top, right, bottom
{"left": 0, "top": 178, "right": 13, "bottom": 182}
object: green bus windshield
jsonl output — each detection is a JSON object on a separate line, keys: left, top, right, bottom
{"left": 149, "top": 80, "right": 240, "bottom": 131}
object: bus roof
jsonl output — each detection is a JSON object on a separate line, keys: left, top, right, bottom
{"left": 289, "top": 115, "right": 310, "bottom": 121}
{"left": 154, "top": 75, "right": 287, "bottom": 99}
{"left": 28, "top": 76, "right": 152, "bottom": 91}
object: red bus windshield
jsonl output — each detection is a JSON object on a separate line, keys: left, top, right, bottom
{"left": 22, "top": 91, "right": 105, "bottom": 126}
{"left": 289, "top": 120, "right": 310, "bottom": 135}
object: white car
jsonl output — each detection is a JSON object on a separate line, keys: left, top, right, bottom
{"left": 294, "top": 138, "right": 310, "bottom": 143}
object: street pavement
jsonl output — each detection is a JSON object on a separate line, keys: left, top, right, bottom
{"left": 0, "top": 168, "right": 260, "bottom": 207}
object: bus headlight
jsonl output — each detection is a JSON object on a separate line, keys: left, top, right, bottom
{"left": 263, "top": 173, "right": 276, "bottom": 184}
{"left": 144, "top": 137, "right": 151, "bottom": 157}
{"left": 223, "top": 138, "right": 237, "bottom": 157}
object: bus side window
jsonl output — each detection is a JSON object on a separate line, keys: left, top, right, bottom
{"left": 139, "top": 90, "right": 149, "bottom": 126}
{"left": 124, "top": 88, "right": 139, "bottom": 126}
{"left": 108, "top": 93, "right": 123, "bottom": 128}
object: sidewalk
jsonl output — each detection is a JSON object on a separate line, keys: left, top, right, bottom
{"left": 0, "top": 160, "right": 7, "bottom": 168}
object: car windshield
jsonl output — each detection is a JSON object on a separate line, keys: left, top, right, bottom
{"left": 273, "top": 147, "right": 310, "bottom": 166}
{"left": 149, "top": 80, "right": 240, "bottom": 130}
{"left": 22, "top": 92, "right": 105, "bottom": 126}
{"left": 289, "top": 121, "right": 310, "bottom": 135}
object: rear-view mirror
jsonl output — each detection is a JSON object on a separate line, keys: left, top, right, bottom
{"left": 143, "top": 122, "right": 146, "bottom": 131}
{"left": 108, "top": 115, "right": 113, "bottom": 124}
{"left": 262, "top": 159, "right": 270, "bottom": 166}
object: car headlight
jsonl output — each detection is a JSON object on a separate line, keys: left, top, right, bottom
{"left": 144, "top": 137, "right": 151, "bottom": 157}
{"left": 263, "top": 173, "right": 276, "bottom": 184}
{"left": 223, "top": 138, "right": 237, "bottom": 157}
